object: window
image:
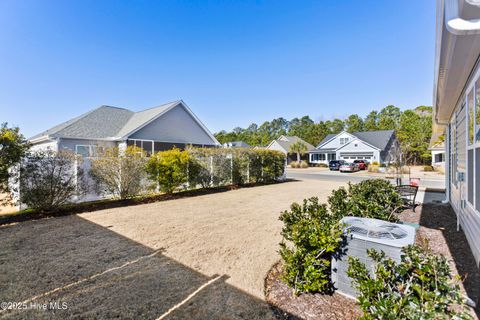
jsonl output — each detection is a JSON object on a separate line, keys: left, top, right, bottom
{"left": 319, "top": 154, "right": 326, "bottom": 161}
{"left": 328, "top": 153, "right": 336, "bottom": 161}
{"left": 468, "top": 149, "right": 474, "bottom": 205}
{"left": 476, "top": 148, "right": 480, "bottom": 210}
{"left": 127, "top": 139, "right": 155, "bottom": 155}
{"left": 76, "top": 145, "right": 91, "bottom": 157}
{"left": 468, "top": 89, "right": 475, "bottom": 145}
{"left": 477, "top": 79, "right": 480, "bottom": 142}
{"left": 450, "top": 121, "right": 457, "bottom": 186}
{"left": 340, "top": 137, "right": 349, "bottom": 145}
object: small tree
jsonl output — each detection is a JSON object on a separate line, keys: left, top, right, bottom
{"left": 146, "top": 148, "right": 190, "bottom": 194}
{"left": 90, "top": 146, "right": 147, "bottom": 199}
{"left": 290, "top": 141, "right": 308, "bottom": 164}
{"left": 19, "top": 150, "right": 84, "bottom": 211}
{"left": 0, "top": 123, "right": 30, "bottom": 206}
{"left": 279, "top": 197, "right": 344, "bottom": 294}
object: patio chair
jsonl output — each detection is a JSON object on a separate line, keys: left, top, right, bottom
{"left": 395, "top": 185, "right": 419, "bottom": 212}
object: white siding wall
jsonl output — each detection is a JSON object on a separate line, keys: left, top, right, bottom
{"left": 448, "top": 78, "right": 480, "bottom": 267}
{"left": 30, "top": 140, "right": 58, "bottom": 152}
{"left": 267, "top": 141, "right": 287, "bottom": 154}
{"left": 320, "top": 132, "right": 355, "bottom": 149}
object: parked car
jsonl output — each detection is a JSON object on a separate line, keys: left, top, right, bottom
{"left": 339, "top": 162, "right": 360, "bottom": 172}
{"left": 329, "top": 160, "right": 346, "bottom": 171}
{"left": 353, "top": 159, "right": 369, "bottom": 170}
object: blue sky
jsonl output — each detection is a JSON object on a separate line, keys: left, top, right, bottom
{"left": 0, "top": 0, "right": 435, "bottom": 138}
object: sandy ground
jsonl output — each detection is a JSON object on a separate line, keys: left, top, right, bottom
{"left": 0, "top": 179, "right": 346, "bottom": 319}
{"left": 0, "top": 194, "right": 16, "bottom": 215}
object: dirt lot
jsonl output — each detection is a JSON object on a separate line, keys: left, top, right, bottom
{"left": 0, "top": 179, "right": 345, "bottom": 319}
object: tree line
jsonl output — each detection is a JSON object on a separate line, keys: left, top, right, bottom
{"left": 214, "top": 105, "right": 433, "bottom": 165}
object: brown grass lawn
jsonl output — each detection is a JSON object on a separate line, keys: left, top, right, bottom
{"left": 0, "top": 179, "right": 346, "bottom": 319}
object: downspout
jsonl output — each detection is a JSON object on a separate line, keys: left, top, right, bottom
{"left": 434, "top": 117, "right": 451, "bottom": 203}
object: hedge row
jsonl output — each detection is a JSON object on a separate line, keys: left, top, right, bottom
{"left": 17, "top": 146, "right": 286, "bottom": 211}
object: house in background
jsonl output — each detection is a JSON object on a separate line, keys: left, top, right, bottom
{"left": 266, "top": 135, "right": 315, "bottom": 164}
{"left": 432, "top": 0, "right": 480, "bottom": 266}
{"left": 309, "top": 130, "right": 399, "bottom": 165}
{"left": 223, "top": 141, "right": 251, "bottom": 148}
{"left": 430, "top": 141, "right": 446, "bottom": 168}
{"left": 29, "top": 100, "right": 220, "bottom": 156}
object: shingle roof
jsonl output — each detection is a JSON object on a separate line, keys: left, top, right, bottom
{"left": 351, "top": 130, "right": 395, "bottom": 150}
{"left": 223, "top": 141, "right": 251, "bottom": 148}
{"left": 272, "top": 136, "right": 315, "bottom": 152}
{"left": 316, "top": 134, "right": 336, "bottom": 148}
{"left": 315, "top": 130, "right": 395, "bottom": 151}
{"left": 30, "top": 101, "right": 181, "bottom": 141}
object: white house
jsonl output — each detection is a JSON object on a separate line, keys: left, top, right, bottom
{"left": 309, "top": 130, "right": 400, "bottom": 165}
{"left": 430, "top": 141, "right": 446, "bottom": 167}
{"left": 266, "top": 136, "right": 315, "bottom": 164}
{"left": 432, "top": 0, "right": 480, "bottom": 266}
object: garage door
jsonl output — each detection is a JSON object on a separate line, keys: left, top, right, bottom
{"left": 340, "top": 152, "right": 374, "bottom": 160}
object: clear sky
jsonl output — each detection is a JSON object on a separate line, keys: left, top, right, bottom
{"left": 0, "top": 0, "right": 435, "bottom": 138}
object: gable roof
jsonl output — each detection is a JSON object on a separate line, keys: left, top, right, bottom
{"left": 315, "top": 130, "right": 395, "bottom": 151}
{"left": 268, "top": 135, "right": 315, "bottom": 153}
{"left": 30, "top": 106, "right": 134, "bottom": 141}
{"left": 29, "top": 100, "right": 220, "bottom": 145}
{"left": 223, "top": 141, "right": 251, "bottom": 148}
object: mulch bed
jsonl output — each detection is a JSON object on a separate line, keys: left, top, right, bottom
{"left": 265, "top": 202, "right": 480, "bottom": 319}
{"left": 264, "top": 262, "right": 361, "bottom": 320}
{"left": 0, "top": 180, "right": 294, "bottom": 226}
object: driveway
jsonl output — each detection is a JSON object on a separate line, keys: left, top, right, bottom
{"left": 287, "top": 167, "right": 446, "bottom": 189}
{"left": 0, "top": 179, "right": 346, "bottom": 319}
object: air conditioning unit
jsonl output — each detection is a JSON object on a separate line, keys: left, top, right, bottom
{"left": 331, "top": 216, "right": 416, "bottom": 298}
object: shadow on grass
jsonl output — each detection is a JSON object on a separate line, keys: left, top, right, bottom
{"left": 418, "top": 202, "right": 480, "bottom": 316}
{"left": 0, "top": 215, "right": 296, "bottom": 319}
{"left": 0, "top": 179, "right": 300, "bottom": 226}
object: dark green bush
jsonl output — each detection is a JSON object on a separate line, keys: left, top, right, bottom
{"left": 279, "top": 197, "right": 344, "bottom": 294}
{"left": 328, "top": 179, "right": 402, "bottom": 222}
{"left": 347, "top": 245, "right": 472, "bottom": 320}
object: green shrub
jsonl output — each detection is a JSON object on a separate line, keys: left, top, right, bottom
{"left": 317, "top": 163, "right": 329, "bottom": 168}
{"left": 90, "top": 146, "right": 148, "bottom": 199}
{"left": 328, "top": 179, "right": 402, "bottom": 222}
{"left": 290, "top": 161, "right": 299, "bottom": 168}
{"left": 300, "top": 160, "right": 309, "bottom": 168}
{"left": 423, "top": 165, "right": 434, "bottom": 172}
{"left": 279, "top": 197, "right": 344, "bottom": 294}
{"left": 146, "top": 148, "right": 190, "bottom": 194}
{"left": 347, "top": 245, "right": 472, "bottom": 320}
{"left": 20, "top": 150, "right": 86, "bottom": 211}
{"left": 187, "top": 147, "right": 285, "bottom": 185}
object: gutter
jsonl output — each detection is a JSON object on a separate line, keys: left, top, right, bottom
{"left": 445, "top": 0, "right": 480, "bottom": 35}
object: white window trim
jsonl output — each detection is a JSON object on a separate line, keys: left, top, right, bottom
{"left": 128, "top": 139, "right": 155, "bottom": 155}
{"left": 75, "top": 145, "right": 95, "bottom": 157}
{"left": 464, "top": 71, "right": 479, "bottom": 213}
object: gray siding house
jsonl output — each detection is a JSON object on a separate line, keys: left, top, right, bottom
{"left": 309, "top": 130, "right": 400, "bottom": 165}
{"left": 266, "top": 136, "right": 315, "bottom": 164}
{"left": 29, "top": 100, "right": 220, "bottom": 155}
{"left": 432, "top": 0, "right": 480, "bottom": 266}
